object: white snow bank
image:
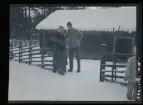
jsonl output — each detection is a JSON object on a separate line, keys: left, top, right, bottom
{"left": 36, "top": 7, "right": 136, "bottom": 32}
{"left": 86, "top": 6, "right": 136, "bottom": 10}
{"left": 9, "top": 60, "right": 128, "bottom": 101}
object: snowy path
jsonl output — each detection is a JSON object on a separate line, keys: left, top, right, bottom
{"left": 8, "top": 59, "right": 128, "bottom": 101}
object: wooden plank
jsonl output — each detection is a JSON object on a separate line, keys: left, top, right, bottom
{"left": 112, "top": 80, "right": 127, "bottom": 84}
{"left": 13, "top": 52, "right": 20, "bottom": 55}
{"left": 44, "top": 68, "right": 53, "bottom": 70}
{"left": 44, "top": 55, "right": 53, "bottom": 57}
{"left": 44, "top": 52, "right": 53, "bottom": 54}
{"left": 101, "top": 70, "right": 125, "bottom": 73}
{"left": 105, "top": 52, "right": 132, "bottom": 56}
{"left": 13, "top": 59, "right": 19, "bottom": 61}
{"left": 112, "top": 80, "right": 127, "bottom": 86}
{"left": 31, "top": 56, "right": 41, "bottom": 59}
{"left": 102, "top": 64, "right": 126, "bottom": 68}
{"left": 120, "top": 82, "right": 127, "bottom": 87}
{"left": 44, "top": 60, "right": 53, "bottom": 62}
{"left": 21, "top": 57, "right": 29, "bottom": 60}
{"left": 12, "top": 45, "right": 39, "bottom": 50}
{"left": 21, "top": 46, "right": 39, "bottom": 50}
{"left": 115, "top": 71, "right": 125, "bottom": 73}
{"left": 32, "top": 53, "right": 41, "bottom": 55}
{"left": 21, "top": 61, "right": 29, "bottom": 63}
{"left": 13, "top": 49, "right": 19, "bottom": 52}
{"left": 31, "top": 49, "right": 40, "bottom": 52}
{"left": 22, "top": 54, "right": 29, "bottom": 56}
{"left": 13, "top": 45, "right": 27, "bottom": 49}
{"left": 21, "top": 50, "right": 30, "bottom": 53}
{"left": 14, "top": 55, "right": 19, "bottom": 57}
{"left": 104, "top": 77, "right": 111, "bottom": 81}
{"left": 103, "top": 78, "right": 127, "bottom": 86}
{"left": 42, "top": 48, "right": 54, "bottom": 50}
{"left": 102, "top": 74, "right": 124, "bottom": 79}
{"left": 34, "top": 64, "right": 41, "bottom": 67}
{"left": 44, "top": 64, "right": 53, "bottom": 66}
{"left": 31, "top": 60, "right": 41, "bottom": 62}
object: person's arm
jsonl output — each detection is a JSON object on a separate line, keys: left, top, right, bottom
{"left": 50, "top": 32, "right": 58, "bottom": 41}
{"left": 77, "top": 30, "right": 83, "bottom": 41}
{"left": 64, "top": 31, "right": 69, "bottom": 48}
{"left": 65, "top": 37, "right": 69, "bottom": 48}
{"left": 124, "top": 57, "right": 132, "bottom": 81}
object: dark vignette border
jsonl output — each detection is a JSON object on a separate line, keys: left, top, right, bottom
{"left": 136, "top": 3, "right": 142, "bottom": 103}
{"left": 2, "top": 1, "right": 142, "bottom": 105}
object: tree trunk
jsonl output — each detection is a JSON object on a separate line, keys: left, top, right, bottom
{"left": 43, "top": 7, "right": 45, "bottom": 16}
{"left": 25, "top": 6, "right": 27, "bottom": 18}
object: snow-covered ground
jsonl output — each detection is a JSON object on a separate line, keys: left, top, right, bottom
{"left": 9, "top": 59, "right": 129, "bottom": 101}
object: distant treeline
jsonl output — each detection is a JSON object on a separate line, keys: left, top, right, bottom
{"left": 38, "top": 30, "right": 135, "bottom": 59}
{"left": 12, "top": 30, "right": 135, "bottom": 59}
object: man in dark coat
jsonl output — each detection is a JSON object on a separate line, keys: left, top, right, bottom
{"left": 51, "top": 26, "right": 67, "bottom": 75}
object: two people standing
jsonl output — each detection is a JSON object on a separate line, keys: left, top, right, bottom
{"left": 51, "top": 22, "right": 83, "bottom": 75}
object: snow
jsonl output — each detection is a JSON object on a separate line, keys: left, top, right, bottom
{"left": 36, "top": 8, "right": 136, "bottom": 32}
{"left": 86, "top": 6, "right": 135, "bottom": 10}
{"left": 9, "top": 59, "right": 129, "bottom": 101}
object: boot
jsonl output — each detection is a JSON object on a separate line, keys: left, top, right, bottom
{"left": 59, "top": 71, "right": 64, "bottom": 75}
{"left": 52, "top": 70, "right": 56, "bottom": 73}
{"left": 77, "top": 68, "right": 80, "bottom": 73}
{"left": 63, "top": 67, "right": 66, "bottom": 72}
{"left": 127, "top": 96, "right": 132, "bottom": 100}
{"left": 126, "top": 93, "right": 132, "bottom": 100}
{"left": 68, "top": 69, "right": 73, "bottom": 72}
{"left": 57, "top": 68, "right": 64, "bottom": 75}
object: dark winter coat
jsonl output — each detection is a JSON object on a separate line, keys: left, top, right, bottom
{"left": 52, "top": 32, "right": 66, "bottom": 51}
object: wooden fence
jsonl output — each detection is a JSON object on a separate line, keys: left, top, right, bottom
{"left": 9, "top": 39, "right": 56, "bottom": 72}
{"left": 99, "top": 44, "right": 133, "bottom": 86}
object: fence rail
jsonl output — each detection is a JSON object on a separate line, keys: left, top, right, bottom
{"left": 100, "top": 44, "right": 133, "bottom": 86}
{"left": 9, "top": 39, "right": 55, "bottom": 72}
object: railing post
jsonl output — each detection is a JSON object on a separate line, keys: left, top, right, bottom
{"left": 52, "top": 48, "right": 56, "bottom": 73}
{"left": 29, "top": 40, "right": 32, "bottom": 65}
{"left": 19, "top": 40, "right": 22, "bottom": 63}
{"left": 100, "top": 44, "right": 107, "bottom": 82}
{"left": 21, "top": 40, "right": 23, "bottom": 62}
{"left": 41, "top": 48, "right": 44, "bottom": 69}
{"left": 11, "top": 38, "right": 14, "bottom": 59}
{"left": 28, "top": 6, "right": 31, "bottom": 65}
{"left": 111, "top": 60, "right": 114, "bottom": 82}
{"left": 113, "top": 55, "right": 117, "bottom": 82}
{"left": 10, "top": 38, "right": 14, "bottom": 60}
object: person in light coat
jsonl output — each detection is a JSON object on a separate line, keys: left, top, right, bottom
{"left": 65, "top": 22, "right": 83, "bottom": 73}
{"left": 124, "top": 46, "right": 136, "bottom": 100}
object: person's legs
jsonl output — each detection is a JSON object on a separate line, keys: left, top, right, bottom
{"left": 61, "top": 49, "right": 67, "bottom": 72}
{"left": 132, "top": 82, "right": 137, "bottom": 101}
{"left": 55, "top": 51, "right": 60, "bottom": 70}
{"left": 75, "top": 47, "right": 81, "bottom": 72}
{"left": 69, "top": 48, "right": 74, "bottom": 72}
{"left": 127, "top": 81, "right": 134, "bottom": 100}
{"left": 52, "top": 49, "right": 57, "bottom": 73}
{"left": 56, "top": 51, "right": 64, "bottom": 75}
